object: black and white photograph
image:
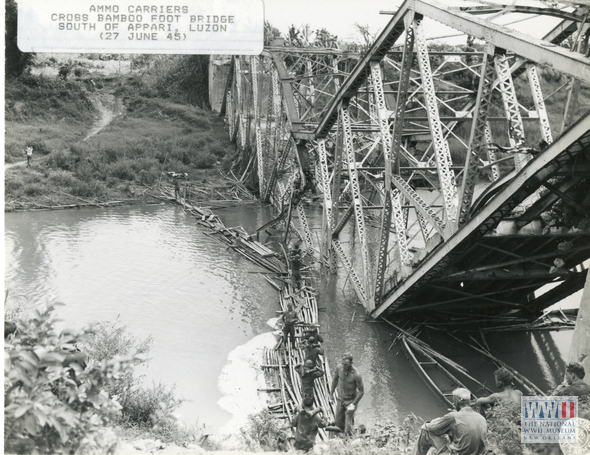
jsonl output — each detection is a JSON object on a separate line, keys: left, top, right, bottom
{"left": 3, "top": 0, "right": 590, "bottom": 454}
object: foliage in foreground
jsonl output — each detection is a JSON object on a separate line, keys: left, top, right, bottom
{"left": 4, "top": 303, "right": 131, "bottom": 454}
{"left": 240, "top": 409, "right": 421, "bottom": 454}
{"left": 4, "top": 302, "right": 198, "bottom": 453}
{"left": 242, "top": 398, "right": 590, "bottom": 455}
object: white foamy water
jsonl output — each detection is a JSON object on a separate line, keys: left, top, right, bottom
{"left": 214, "top": 332, "right": 277, "bottom": 448}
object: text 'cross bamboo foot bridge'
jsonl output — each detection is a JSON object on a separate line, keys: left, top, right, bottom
{"left": 218, "top": 0, "right": 590, "bottom": 328}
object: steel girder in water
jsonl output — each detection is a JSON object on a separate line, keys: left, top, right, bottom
{"left": 221, "top": 0, "right": 590, "bottom": 325}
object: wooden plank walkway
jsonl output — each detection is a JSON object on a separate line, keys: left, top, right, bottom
{"left": 158, "top": 183, "right": 337, "bottom": 442}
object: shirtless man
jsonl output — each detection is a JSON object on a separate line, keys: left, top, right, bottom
{"left": 475, "top": 367, "right": 522, "bottom": 409}
{"left": 329, "top": 353, "right": 364, "bottom": 436}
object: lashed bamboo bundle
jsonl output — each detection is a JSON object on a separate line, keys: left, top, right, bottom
{"left": 271, "top": 279, "right": 337, "bottom": 441}
{"left": 161, "top": 182, "right": 337, "bottom": 441}
{"left": 160, "top": 185, "right": 286, "bottom": 274}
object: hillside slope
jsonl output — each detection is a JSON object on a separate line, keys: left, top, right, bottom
{"left": 5, "top": 54, "right": 237, "bottom": 211}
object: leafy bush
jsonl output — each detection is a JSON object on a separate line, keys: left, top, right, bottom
{"left": 241, "top": 409, "right": 287, "bottom": 452}
{"left": 24, "top": 182, "right": 45, "bottom": 197}
{"left": 48, "top": 170, "right": 76, "bottom": 187}
{"left": 80, "top": 319, "right": 188, "bottom": 443}
{"left": 4, "top": 303, "right": 134, "bottom": 454}
{"left": 47, "top": 149, "right": 73, "bottom": 171}
{"left": 192, "top": 151, "right": 217, "bottom": 169}
{"left": 106, "top": 160, "right": 136, "bottom": 181}
{"left": 70, "top": 180, "right": 106, "bottom": 198}
{"left": 485, "top": 402, "right": 523, "bottom": 455}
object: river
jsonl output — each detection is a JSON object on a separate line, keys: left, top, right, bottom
{"left": 4, "top": 203, "right": 574, "bottom": 438}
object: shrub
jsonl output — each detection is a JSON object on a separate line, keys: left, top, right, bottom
{"left": 47, "top": 150, "right": 72, "bottom": 171}
{"left": 485, "top": 402, "right": 523, "bottom": 455}
{"left": 241, "top": 409, "right": 286, "bottom": 452}
{"left": 4, "top": 303, "right": 135, "bottom": 454}
{"left": 48, "top": 169, "right": 76, "bottom": 187}
{"left": 70, "top": 180, "right": 106, "bottom": 198}
{"left": 192, "top": 151, "right": 217, "bottom": 169}
{"left": 24, "top": 182, "right": 44, "bottom": 196}
{"left": 80, "top": 319, "right": 188, "bottom": 444}
{"left": 138, "top": 168, "right": 160, "bottom": 185}
{"left": 106, "top": 160, "right": 136, "bottom": 181}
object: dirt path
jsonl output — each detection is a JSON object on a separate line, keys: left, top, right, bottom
{"left": 84, "top": 94, "right": 123, "bottom": 140}
{"left": 5, "top": 161, "right": 26, "bottom": 169}
{"left": 5, "top": 94, "right": 123, "bottom": 171}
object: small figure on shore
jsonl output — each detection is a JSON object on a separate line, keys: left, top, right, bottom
{"left": 168, "top": 172, "right": 188, "bottom": 201}
{"left": 174, "top": 177, "right": 181, "bottom": 200}
{"left": 278, "top": 303, "right": 298, "bottom": 350}
{"left": 553, "top": 362, "right": 590, "bottom": 396}
{"left": 330, "top": 353, "right": 364, "bottom": 436}
{"left": 475, "top": 367, "right": 522, "bottom": 409}
{"left": 295, "top": 359, "right": 325, "bottom": 401}
{"left": 415, "top": 388, "right": 487, "bottom": 455}
{"left": 291, "top": 397, "right": 327, "bottom": 452}
{"left": 25, "top": 146, "right": 33, "bottom": 167}
{"left": 303, "top": 336, "right": 324, "bottom": 368}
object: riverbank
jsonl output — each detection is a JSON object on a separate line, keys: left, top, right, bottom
{"left": 5, "top": 53, "right": 244, "bottom": 213}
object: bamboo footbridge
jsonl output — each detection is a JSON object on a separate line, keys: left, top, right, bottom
{"left": 157, "top": 184, "right": 338, "bottom": 444}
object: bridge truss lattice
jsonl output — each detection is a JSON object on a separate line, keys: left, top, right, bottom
{"left": 221, "top": 0, "right": 590, "bottom": 327}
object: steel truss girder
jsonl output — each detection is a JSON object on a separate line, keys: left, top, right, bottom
{"left": 332, "top": 239, "right": 369, "bottom": 307}
{"left": 372, "top": 114, "right": 590, "bottom": 318}
{"left": 297, "top": 202, "right": 314, "bottom": 253}
{"left": 457, "top": 52, "right": 495, "bottom": 227}
{"left": 312, "top": 0, "right": 590, "bottom": 141}
{"left": 526, "top": 64, "right": 553, "bottom": 145}
{"left": 412, "top": 0, "right": 590, "bottom": 83}
{"left": 415, "top": 17, "right": 458, "bottom": 231}
{"left": 391, "top": 175, "right": 446, "bottom": 238}
{"left": 494, "top": 52, "right": 528, "bottom": 171}
{"left": 373, "top": 14, "right": 415, "bottom": 308}
{"left": 316, "top": 139, "right": 333, "bottom": 231}
{"left": 340, "top": 102, "right": 373, "bottom": 305}
{"left": 564, "top": 24, "right": 590, "bottom": 131}
{"left": 264, "top": 138, "right": 293, "bottom": 203}
{"left": 251, "top": 56, "right": 265, "bottom": 194}
{"left": 235, "top": 57, "right": 247, "bottom": 149}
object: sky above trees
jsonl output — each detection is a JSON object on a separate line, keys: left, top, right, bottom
{"left": 262, "top": 0, "right": 396, "bottom": 42}
{"left": 262, "top": 0, "right": 566, "bottom": 45}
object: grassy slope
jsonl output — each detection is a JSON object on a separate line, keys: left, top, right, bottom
{"left": 5, "top": 55, "right": 236, "bottom": 210}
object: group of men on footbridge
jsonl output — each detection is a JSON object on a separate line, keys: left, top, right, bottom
{"left": 270, "top": 303, "right": 590, "bottom": 454}
{"left": 275, "top": 301, "right": 365, "bottom": 452}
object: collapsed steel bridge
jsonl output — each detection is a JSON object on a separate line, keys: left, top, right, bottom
{"left": 220, "top": 0, "right": 590, "bottom": 327}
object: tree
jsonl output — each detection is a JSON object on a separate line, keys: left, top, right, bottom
{"left": 5, "top": 0, "right": 34, "bottom": 77}
{"left": 264, "top": 21, "right": 281, "bottom": 46}
{"left": 4, "top": 303, "right": 136, "bottom": 453}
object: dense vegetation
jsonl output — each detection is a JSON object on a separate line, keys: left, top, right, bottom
{"left": 4, "top": 302, "right": 202, "bottom": 453}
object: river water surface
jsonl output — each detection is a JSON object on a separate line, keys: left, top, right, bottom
{"left": 4, "top": 203, "right": 574, "bottom": 438}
